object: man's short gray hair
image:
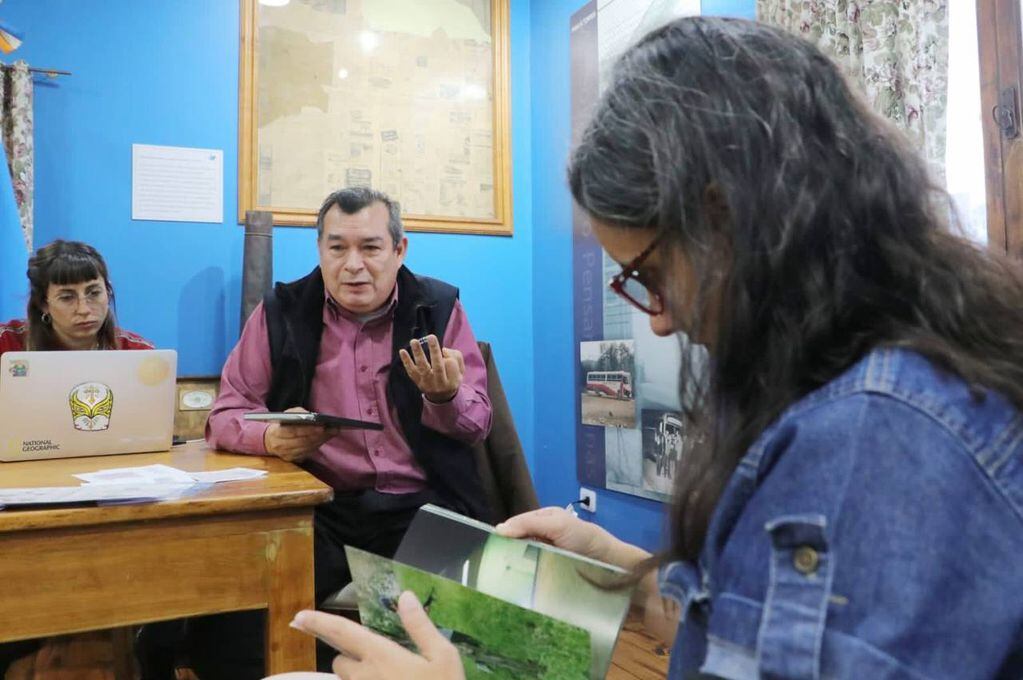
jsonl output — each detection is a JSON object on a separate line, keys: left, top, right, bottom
{"left": 316, "top": 187, "right": 404, "bottom": 246}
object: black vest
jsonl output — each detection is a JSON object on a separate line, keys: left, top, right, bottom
{"left": 262, "top": 265, "right": 488, "bottom": 521}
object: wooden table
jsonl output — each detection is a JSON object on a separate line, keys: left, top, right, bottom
{"left": 0, "top": 441, "right": 333, "bottom": 676}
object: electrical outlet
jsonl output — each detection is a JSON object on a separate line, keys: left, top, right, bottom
{"left": 579, "top": 487, "right": 597, "bottom": 513}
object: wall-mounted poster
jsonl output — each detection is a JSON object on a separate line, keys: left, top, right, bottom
{"left": 239, "top": 0, "right": 513, "bottom": 235}
{"left": 572, "top": 0, "right": 703, "bottom": 503}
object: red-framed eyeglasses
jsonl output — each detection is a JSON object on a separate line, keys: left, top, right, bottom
{"left": 608, "top": 233, "right": 664, "bottom": 316}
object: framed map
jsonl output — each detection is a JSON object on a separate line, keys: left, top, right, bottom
{"left": 239, "top": 0, "right": 512, "bottom": 235}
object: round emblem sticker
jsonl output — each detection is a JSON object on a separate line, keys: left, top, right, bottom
{"left": 137, "top": 356, "right": 171, "bottom": 386}
{"left": 181, "top": 390, "right": 214, "bottom": 410}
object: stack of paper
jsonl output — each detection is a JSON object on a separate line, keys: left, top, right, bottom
{"left": 0, "top": 464, "right": 267, "bottom": 510}
{"left": 0, "top": 482, "right": 197, "bottom": 507}
{"left": 73, "top": 463, "right": 267, "bottom": 486}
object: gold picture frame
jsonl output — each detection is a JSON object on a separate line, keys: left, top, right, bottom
{"left": 238, "top": 0, "right": 513, "bottom": 235}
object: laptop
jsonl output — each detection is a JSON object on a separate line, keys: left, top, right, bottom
{"left": 0, "top": 349, "right": 177, "bottom": 462}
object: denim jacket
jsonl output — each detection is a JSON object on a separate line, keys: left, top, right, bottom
{"left": 660, "top": 348, "right": 1023, "bottom": 679}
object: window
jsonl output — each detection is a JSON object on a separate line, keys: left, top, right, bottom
{"left": 946, "top": 0, "right": 987, "bottom": 244}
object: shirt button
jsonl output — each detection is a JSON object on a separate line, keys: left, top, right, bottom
{"left": 373, "top": 449, "right": 381, "bottom": 456}
{"left": 360, "top": 365, "right": 368, "bottom": 373}
{"left": 367, "top": 407, "right": 375, "bottom": 415}
{"left": 793, "top": 546, "right": 819, "bottom": 575}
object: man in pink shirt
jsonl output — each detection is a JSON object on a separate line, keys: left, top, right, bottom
{"left": 140, "top": 188, "right": 492, "bottom": 680}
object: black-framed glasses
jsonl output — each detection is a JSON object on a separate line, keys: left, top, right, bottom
{"left": 608, "top": 233, "right": 664, "bottom": 316}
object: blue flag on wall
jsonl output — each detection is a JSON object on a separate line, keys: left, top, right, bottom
{"left": 0, "top": 155, "right": 28, "bottom": 321}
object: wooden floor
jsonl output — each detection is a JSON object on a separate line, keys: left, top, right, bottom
{"left": 5, "top": 610, "right": 670, "bottom": 679}
{"left": 608, "top": 610, "right": 672, "bottom": 680}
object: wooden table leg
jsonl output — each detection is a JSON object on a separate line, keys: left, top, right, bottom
{"left": 110, "top": 626, "right": 136, "bottom": 680}
{"left": 264, "top": 519, "right": 317, "bottom": 675}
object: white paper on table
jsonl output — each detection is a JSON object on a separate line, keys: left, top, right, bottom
{"left": 74, "top": 464, "right": 197, "bottom": 486}
{"left": 0, "top": 482, "right": 197, "bottom": 507}
{"left": 188, "top": 468, "right": 268, "bottom": 484}
{"left": 96, "top": 483, "right": 203, "bottom": 505}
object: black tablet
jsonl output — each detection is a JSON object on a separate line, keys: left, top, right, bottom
{"left": 244, "top": 412, "right": 384, "bottom": 430}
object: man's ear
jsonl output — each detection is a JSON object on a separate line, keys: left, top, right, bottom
{"left": 395, "top": 236, "right": 409, "bottom": 261}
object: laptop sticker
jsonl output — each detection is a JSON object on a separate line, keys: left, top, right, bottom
{"left": 138, "top": 356, "right": 171, "bottom": 386}
{"left": 69, "top": 382, "right": 113, "bottom": 432}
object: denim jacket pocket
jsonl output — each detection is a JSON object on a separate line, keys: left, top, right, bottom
{"left": 756, "top": 514, "right": 833, "bottom": 680}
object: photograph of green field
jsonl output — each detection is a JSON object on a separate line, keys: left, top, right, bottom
{"left": 394, "top": 503, "right": 634, "bottom": 678}
{"left": 347, "top": 546, "right": 591, "bottom": 679}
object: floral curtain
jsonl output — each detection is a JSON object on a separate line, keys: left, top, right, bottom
{"left": 0, "top": 60, "right": 33, "bottom": 251}
{"left": 758, "top": 1, "right": 949, "bottom": 179}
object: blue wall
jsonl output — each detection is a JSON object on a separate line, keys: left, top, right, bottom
{"left": 0, "top": 0, "right": 534, "bottom": 462}
{"left": 528, "top": 0, "right": 755, "bottom": 552}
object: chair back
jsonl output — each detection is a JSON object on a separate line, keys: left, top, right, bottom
{"left": 472, "top": 341, "right": 539, "bottom": 522}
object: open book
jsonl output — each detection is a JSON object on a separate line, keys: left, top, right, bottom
{"left": 343, "top": 504, "right": 635, "bottom": 680}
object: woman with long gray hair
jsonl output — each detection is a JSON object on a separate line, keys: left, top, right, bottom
{"left": 288, "top": 17, "right": 1023, "bottom": 679}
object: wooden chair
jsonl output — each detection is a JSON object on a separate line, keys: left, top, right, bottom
{"left": 470, "top": 341, "right": 539, "bottom": 522}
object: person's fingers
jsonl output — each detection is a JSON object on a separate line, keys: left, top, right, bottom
{"left": 398, "top": 348, "right": 419, "bottom": 377}
{"left": 284, "top": 406, "right": 310, "bottom": 413}
{"left": 274, "top": 424, "right": 312, "bottom": 439}
{"left": 279, "top": 449, "right": 308, "bottom": 463}
{"left": 332, "top": 653, "right": 360, "bottom": 679}
{"left": 409, "top": 338, "right": 430, "bottom": 369}
{"left": 277, "top": 425, "right": 329, "bottom": 442}
{"left": 426, "top": 336, "right": 446, "bottom": 381}
{"left": 269, "top": 426, "right": 334, "bottom": 461}
{"left": 396, "top": 591, "right": 451, "bottom": 661}
{"left": 290, "top": 610, "right": 380, "bottom": 660}
{"left": 295, "top": 433, "right": 334, "bottom": 455}
{"left": 443, "top": 348, "right": 465, "bottom": 375}
{"left": 307, "top": 431, "right": 336, "bottom": 449}
{"left": 494, "top": 507, "right": 570, "bottom": 541}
